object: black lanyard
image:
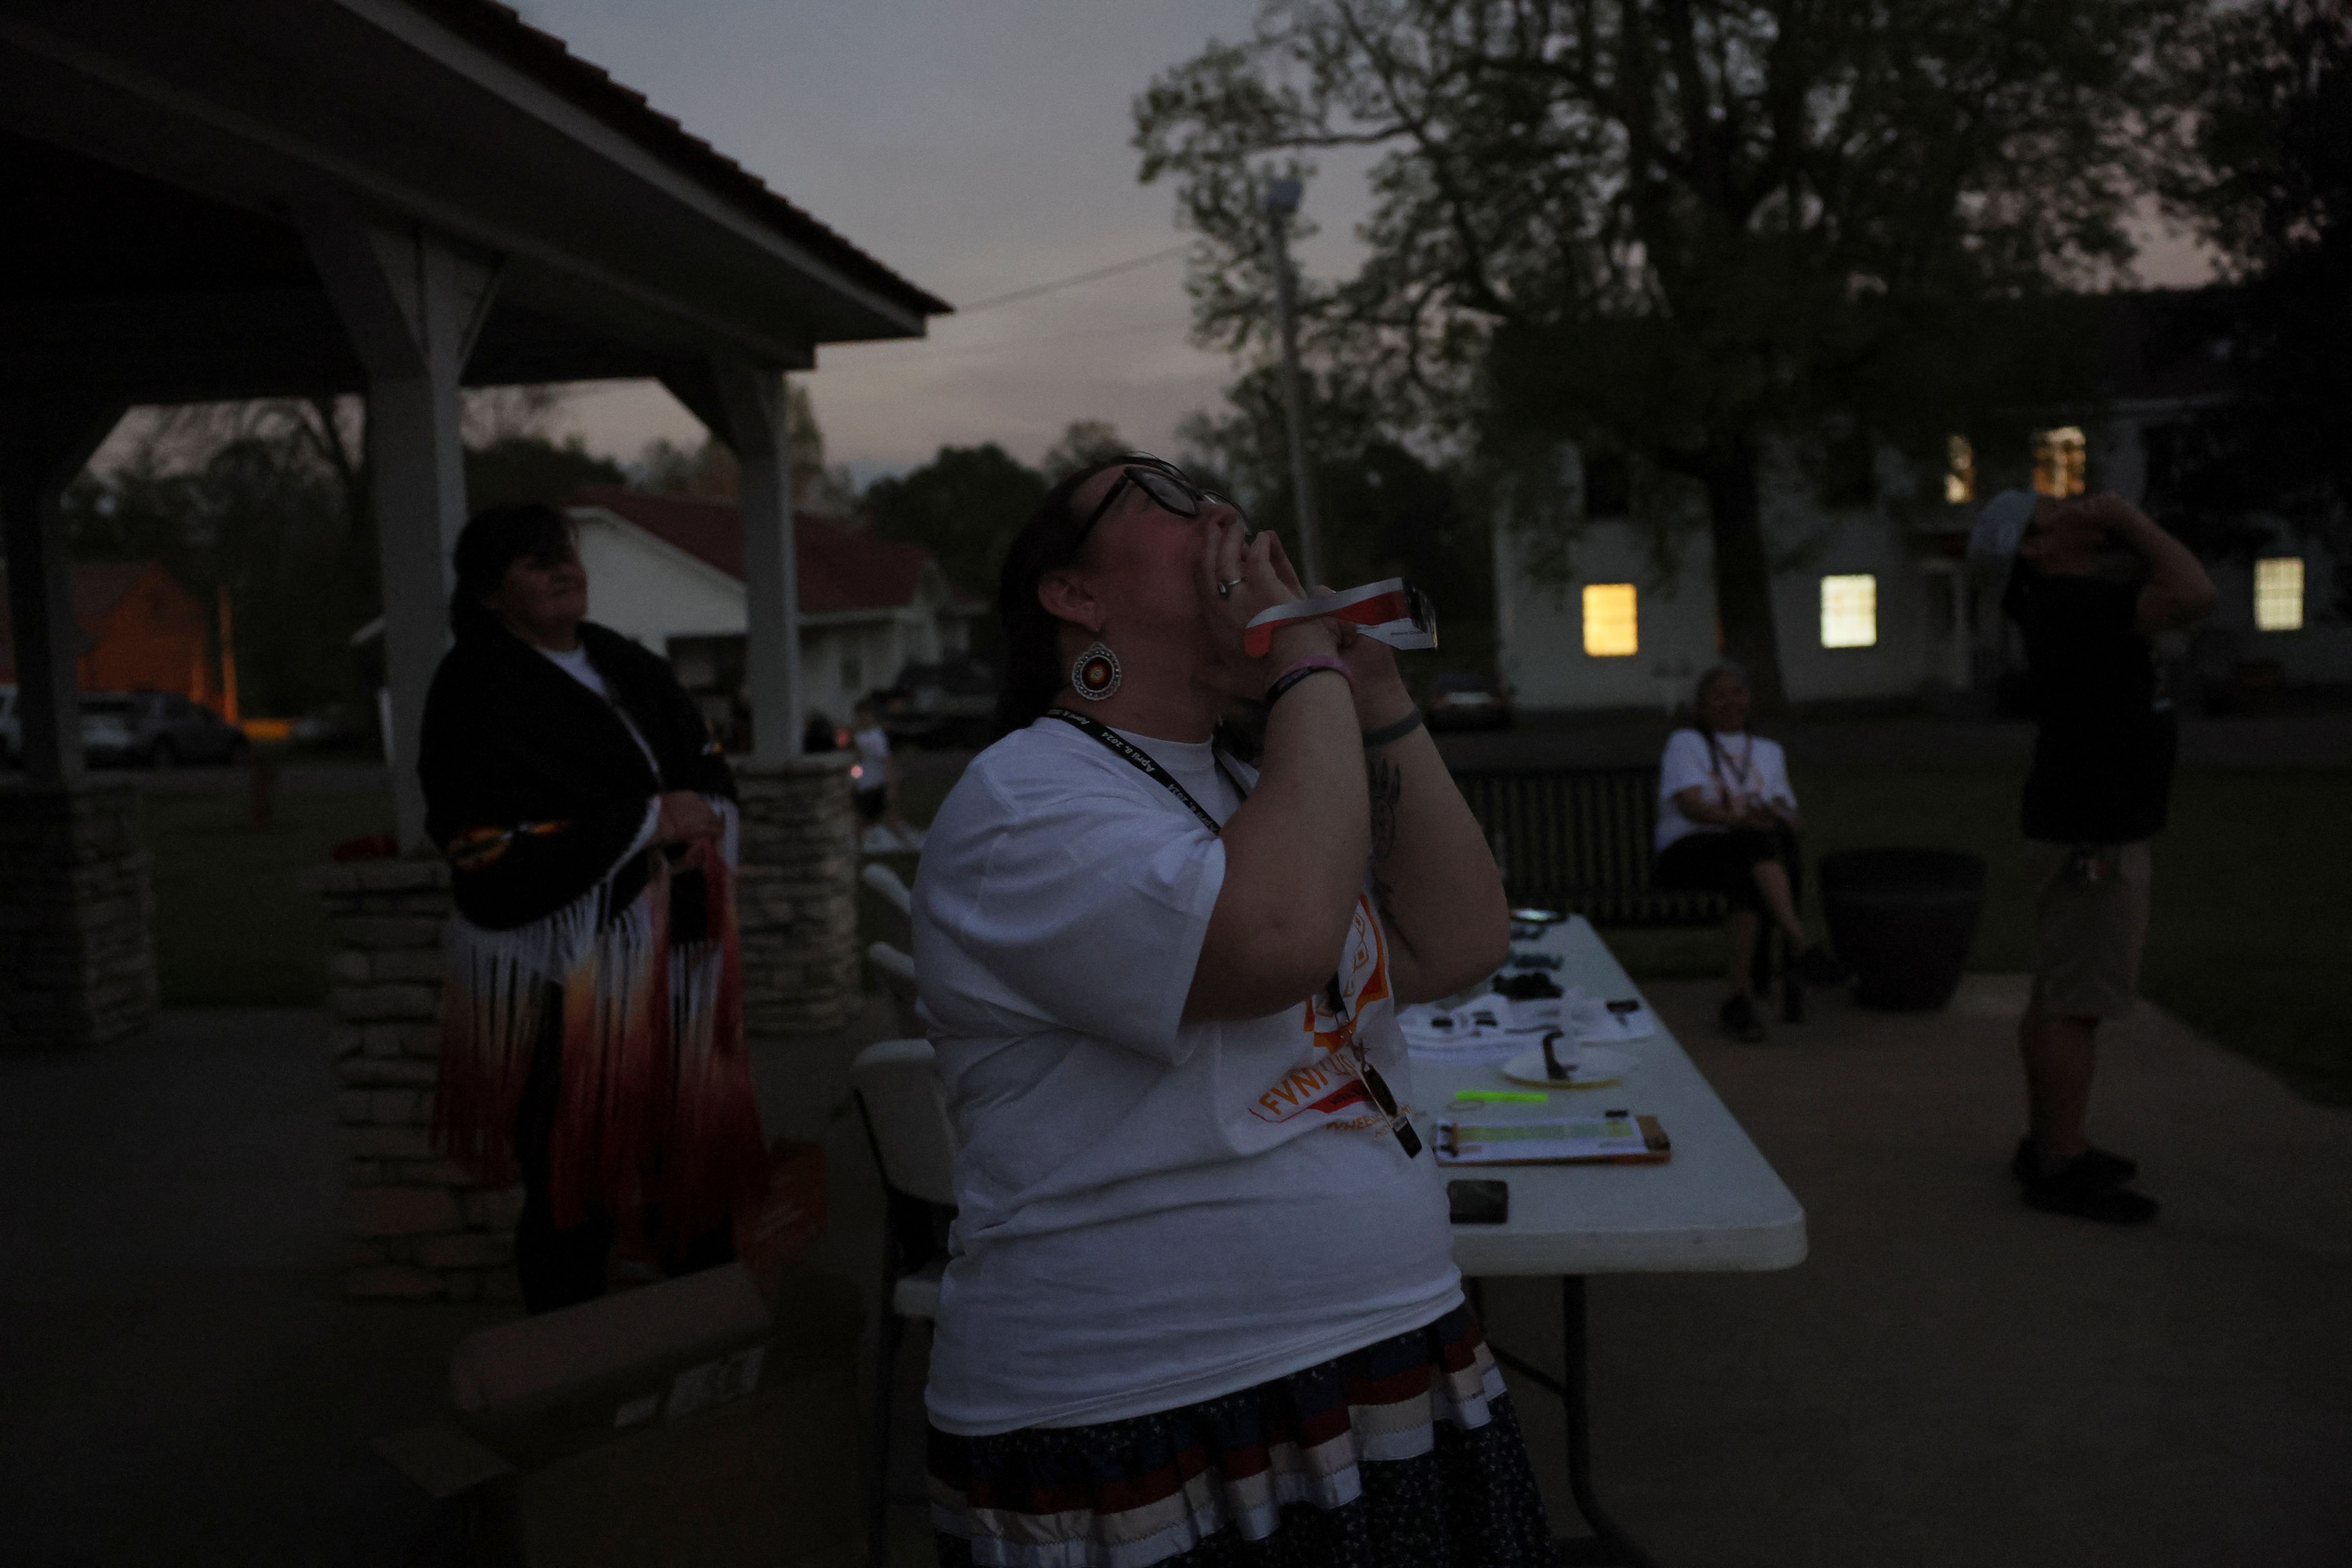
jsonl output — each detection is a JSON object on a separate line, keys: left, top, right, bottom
{"left": 1041, "top": 707, "right": 1422, "bottom": 1161}
{"left": 1041, "top": 708, "right": 1245, "bottom": 830}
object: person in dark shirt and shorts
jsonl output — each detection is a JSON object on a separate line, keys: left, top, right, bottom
{"left": 1990, "top": 490, "right": 2214, "bottom": 1224}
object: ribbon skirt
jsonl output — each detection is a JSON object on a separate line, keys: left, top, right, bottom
{"left": 928, "top": 1303, "right": 1555, "bottom": 1568}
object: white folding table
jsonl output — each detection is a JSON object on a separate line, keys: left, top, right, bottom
{"left": 1415, "top": 916, "right": 1807, "bottom": 1566}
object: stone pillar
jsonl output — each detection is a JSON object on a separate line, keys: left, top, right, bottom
{"left": 299, "top": 857, "right": 521, "bottom": 1303}
{"left": 305, "top": 750, "right": 857, "bottom": 1298}
{"left": 0, "top": 782, "right": 156, "bottom": 1048}
{"left": 734, "top": 753, "right": 860, "bottom": 1036}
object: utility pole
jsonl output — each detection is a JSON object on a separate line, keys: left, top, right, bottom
{"left": 1263, "top": 178, "right": 1323, "bottom": 589}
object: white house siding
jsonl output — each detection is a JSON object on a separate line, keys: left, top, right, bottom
{"left": 1495, "top": 519, "right": 1717, "bottom": 712}
{"left": 1497, "top": 479, "right": 1959, "bottom": 713}
{"left": 575, "top": 513, "right": 744, "bottom": 646}
{"left": 568, "top": 507, "right": 978, "bottom": 731}
{"left": 2205, "top": 542, "right": 2352, "bottom": 686}
{"left": 1764, "top": 507, "right": 1952, "bottom": 705}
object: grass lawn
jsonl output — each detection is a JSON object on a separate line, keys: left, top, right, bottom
{"left": 1604, "top": 764, "right": 2352, "bottom": 1105}
{"left": 144, "top": 786, "right": 393, "bottom": 1007}
{"left": 148, "top": 759, "right": 2350, "bottom": 1106}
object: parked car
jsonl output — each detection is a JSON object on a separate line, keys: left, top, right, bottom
{"left": 79, "top": 691, "right": 248, "bottom": 767}
{"left": 876, "top": 656, "right": 1000, "bottom": 749}
{"left": 1423, "top": 669, "right": 1514, "bottom": 731}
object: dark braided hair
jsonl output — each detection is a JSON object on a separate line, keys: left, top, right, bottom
{"left": 992, "top": 457, "right": 1129, "bottom": 735}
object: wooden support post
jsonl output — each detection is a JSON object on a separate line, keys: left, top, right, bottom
{"left": 0, "top": 388, "right": 158, "bottom": 1049}
{"left": 0, "top": 391, "right": 125, "bottom": 786}
{"left": 664, "top": 358, "right": 803, "bottom": 762}
{"left": 305, "top": 219, "right": 500, "bottom": 849}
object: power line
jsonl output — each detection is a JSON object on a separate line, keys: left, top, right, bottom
{"left": 840, "top": 316, "right": 1198, "bottom": 363}
{"left": 957, "top": 244, "right": 1192, "bottom": 314}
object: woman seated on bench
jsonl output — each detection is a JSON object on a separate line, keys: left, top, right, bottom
{"left": 1652, "top": 662, "right": 1846, "bottom": 1041}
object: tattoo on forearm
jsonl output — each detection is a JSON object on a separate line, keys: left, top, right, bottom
{"left": 1368, "top": 755, "right": 1401, "bottom": 863}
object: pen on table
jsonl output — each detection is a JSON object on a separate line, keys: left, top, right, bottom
{"left": 1452, "top": 1090, "right": 1548, "bottom": 1103}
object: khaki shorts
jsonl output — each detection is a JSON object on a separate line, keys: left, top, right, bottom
{"left": 2027, "top": 840, "right": 2152, "bottom": 1020}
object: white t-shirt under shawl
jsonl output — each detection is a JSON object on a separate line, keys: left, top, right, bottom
{"left": 1654, "top": 728, "right": 1797, "bottom": 853}
{"left": 910, "top": 716, "right": 1462, "bottom": 1436}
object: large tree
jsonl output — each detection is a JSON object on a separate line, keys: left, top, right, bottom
{"left": 861, "top": 443, "right": 1051, "bottom": 611}
{"left": 1180, "top": 365, "right": 1495, "bottom": 662}
{"left": 2157, "top": 0, "right": 2352, "bottom": 613}
{"left": 1137, "top": 0, "right": 2183, "bottom": 704}
{"left": 64, "top": 405, "right": 374, "bottom": 718}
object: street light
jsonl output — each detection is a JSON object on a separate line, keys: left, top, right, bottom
{"left": 1263, "top": 176, "right": 1324, "bottom": 589}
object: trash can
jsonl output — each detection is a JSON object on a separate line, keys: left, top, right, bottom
{"left": 1818, "top": 848, "right": 1987, "bottom": 1011}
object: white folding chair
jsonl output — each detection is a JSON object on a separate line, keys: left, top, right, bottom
{"left": 860, "top": 860, "right": 914, "bottom": 918}
{"left": 849, "top": 1038, "right": 957, "bottom": 1568}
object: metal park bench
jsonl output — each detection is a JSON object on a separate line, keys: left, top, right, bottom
{"left": 1450, "top": 764, "right": 1805, "bottom": 1017}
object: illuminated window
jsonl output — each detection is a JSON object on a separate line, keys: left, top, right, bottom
{"left": 2031, "top": 426, "right": 2086, "bottom": 498}
{"left": 1820, "top": 574, "right": 1878, "bottom": 648}
{"left": 2254, "top": 557, "right": 2305, "bottom": 632}
{"left": 1945, "top": 435, "right": 1976, "bottom": 505}
{"left": 1581, "top": 584, "right": 1639, "bottom": 657}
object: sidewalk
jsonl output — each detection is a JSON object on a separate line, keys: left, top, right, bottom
{"left": 1486, "top": 975, "right": 2352, "bottom": 1567}
{"left": 2, "top": 982, "right": 2344, "bottom": 1565}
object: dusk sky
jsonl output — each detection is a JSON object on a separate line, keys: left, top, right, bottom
{"left": 525, "top": 0, "right": 1371, "bottom": 482}
{"left": 523, "top": 2, "right": 2209, "bottom": 484}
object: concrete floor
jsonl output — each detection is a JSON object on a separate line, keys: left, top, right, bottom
{"left": 4, "top": 979, "right": 2347, "bottom": 1566}
{"left": 0, "top": 1006, "right": 892, "bottom": 1568}
{"left": 1484, "top": 975, "right": 2352, "bottom": 1566}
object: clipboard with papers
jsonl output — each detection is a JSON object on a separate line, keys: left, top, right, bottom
{"left": 1432, "top": 1111, "right": 1672, "bottom": 1166}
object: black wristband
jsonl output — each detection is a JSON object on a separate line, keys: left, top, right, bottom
{"left": 1265, "top": 664, "right": 1348, "bottom": 709}
{"left": 1360, "top": 708, "right": 1425, "bottom": 748}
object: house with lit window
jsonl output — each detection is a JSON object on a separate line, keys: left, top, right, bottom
{"left": 1495, "top": 289, "right": 2351, "bottom": 713}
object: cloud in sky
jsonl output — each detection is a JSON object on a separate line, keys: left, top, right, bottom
{"left": 528, "top": 0, "right": 1343, "bottom": 477}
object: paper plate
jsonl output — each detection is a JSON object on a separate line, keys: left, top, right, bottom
{"left": 1497, "top": 1044, "right": 1636, "bottom": 1090}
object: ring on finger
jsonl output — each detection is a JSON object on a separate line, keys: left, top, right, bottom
{"left": 1216, "top": 577, "right": 1245, "bottom": 599}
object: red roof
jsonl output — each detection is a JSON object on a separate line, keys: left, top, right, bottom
{"left": 413, "top": 1, "right": 949, "bottom": 321}
{"left": 570, "top": 486, "right": 956, "bottom": 614}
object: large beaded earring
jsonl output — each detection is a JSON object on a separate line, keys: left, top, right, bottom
{"left": 1070, "top": 641, "right": 1122, "bottom": 701}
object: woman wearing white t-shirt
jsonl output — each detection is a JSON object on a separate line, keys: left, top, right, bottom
{"left": 1652, "top": 662, "right": 1847, "bottom": 1041}
{"left": 911, "top": 455, "right": 1550, "bottom": 1567}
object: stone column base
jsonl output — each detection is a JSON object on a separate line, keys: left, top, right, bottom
{"left": 0, "top": 781, "right": 157, "bottom": 1049}
{"left": 300, "top": 857, "right": 521, "bottom": 1303}
{"left": 734, "top": 753, "right": 861, "bottom": 1036}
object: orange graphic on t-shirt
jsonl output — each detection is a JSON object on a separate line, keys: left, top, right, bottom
{"left": 1249, "top": 896, "right": 1390, "bottom": 1125}
{"left": 1303, "top": 895, "right": 1389, "bottom": 1053}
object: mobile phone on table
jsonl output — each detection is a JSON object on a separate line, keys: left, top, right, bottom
{"left": 1447, "top": 1179, "right": 1510, "bottom": 1225}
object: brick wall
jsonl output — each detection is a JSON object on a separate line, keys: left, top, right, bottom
{"left": 0, "top": 781, "right": 156, "bottom": 1049}
{"left": 304, "top": 759, "right": 858, "bottom": 1300}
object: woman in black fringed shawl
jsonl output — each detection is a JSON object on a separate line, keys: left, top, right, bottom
{"left": 419, "top": 503, "right": 766, "bottom": 1313}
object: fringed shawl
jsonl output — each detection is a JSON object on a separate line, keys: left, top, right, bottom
{"left": 417, "top": 621, "right": 766, "bottom": 1240}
